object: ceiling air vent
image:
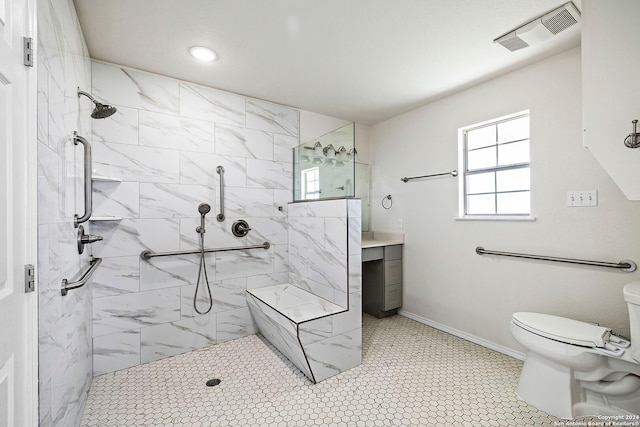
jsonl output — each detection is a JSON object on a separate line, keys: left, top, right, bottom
{"left": 542, "top": 4, "right": 580, "bottom": 34}
{"left": 494, "top": 2, "right": 581, "bottom": 52}
{"left": 497, "top": 35, "right": 529, "bottom": 51}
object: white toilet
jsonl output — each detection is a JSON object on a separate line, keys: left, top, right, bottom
{"left": 510, "top": 281, "right": 640, "bottom": 418}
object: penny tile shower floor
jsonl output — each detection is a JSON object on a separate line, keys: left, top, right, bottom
{"left": 81, "top": 314, "right": 598, "bottom": 426}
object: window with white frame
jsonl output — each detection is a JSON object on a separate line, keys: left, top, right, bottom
{"left": 302, "top": 167, "right": 321, "bottom": 200}
{"left": 459, "top": 111, "right": 530, "bottom": 217}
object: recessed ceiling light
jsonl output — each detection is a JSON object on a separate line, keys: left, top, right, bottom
{"left": 189, "top": 46, "right": 217, "bottom": 62}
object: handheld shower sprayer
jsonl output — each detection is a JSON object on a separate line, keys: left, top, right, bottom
{"left": 194, "top": 202, "right": 213, "bottom": 315}
{"left": 77, "top": 88, "right": 118, "bottom": 119}
{"left": 196, "top": 203, "right": 211, "bottom": 234}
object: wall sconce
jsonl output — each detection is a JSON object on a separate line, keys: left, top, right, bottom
{"left": 304, "top": 142, "right": 324, "bottom": 153}
{"left": 323, "top": 144, "right": 336, "bottom": 159}
{"left": 624, "top": 120, "right": 640, "bottom": 149}
{"left": 304, "top": 141, "right": 324, "bottom": 164}
{"left": 313, "top": 141, "right": 323, "bottom": 157}
{"left": 323, "top": 144, "right": 336, "bottom": 165}
{"left": 337, "top": 146, "right": 348, "bottom": 161}
{"left": 300, "top": 142, "right": 354, "bottom": 166}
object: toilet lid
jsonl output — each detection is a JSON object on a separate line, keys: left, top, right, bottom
{"left": 512, "top": 312, "right": 611, "bottom": 348}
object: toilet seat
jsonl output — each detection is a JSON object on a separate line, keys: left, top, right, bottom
{"left": 512, "top": 312, "right": 628, "bottom": 357}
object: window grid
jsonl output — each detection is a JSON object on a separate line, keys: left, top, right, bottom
{"left": 462, "top": 113, "right": 530, "bottom": 216}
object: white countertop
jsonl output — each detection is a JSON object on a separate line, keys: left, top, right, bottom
{"left": 361, "top": 231, "right": 404, "bottom": 249}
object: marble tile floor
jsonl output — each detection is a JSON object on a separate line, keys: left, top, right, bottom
{"left": 81, "top": 314, "right": 600, "bottom": 426}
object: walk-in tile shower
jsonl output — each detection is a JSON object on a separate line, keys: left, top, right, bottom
{"left": 88, "top": 59, "right": 300, "bottom": 374}
{"left": 37, "top": 3, "right": 363, "bottom": 425}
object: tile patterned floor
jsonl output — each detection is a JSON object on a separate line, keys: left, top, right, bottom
{"left": 81, "top": 314, "right": 599, "bottom": 426}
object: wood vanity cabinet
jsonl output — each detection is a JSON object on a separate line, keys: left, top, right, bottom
{"left": 362, "top": 244, "right": 402, "bottom": 318}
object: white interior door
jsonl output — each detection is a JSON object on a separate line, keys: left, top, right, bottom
{"left": 0, "top": 0, "right": 38, "bottom": 426}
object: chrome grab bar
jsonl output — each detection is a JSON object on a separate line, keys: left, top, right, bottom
{"left": 476, "top": 246, "right": 637, "bottom": 272}
{"left": 216, "top": 165, "right": 225, "bottom": 222}
{"left": 140, "top": 241, "right": 270, "bottom": 261}
{"left": 401, "top": 170, "right": 457, "bottom": 183}
{"left": 73, "top": 132, "right": 93, "bottom": 227}
{"left": 61, "top": 257, "right": 102, "bottom": 296}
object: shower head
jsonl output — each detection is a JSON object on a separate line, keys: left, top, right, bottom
{"left": 91, "top": 102, "right": 118, "bottom": 119}
{"left": 77, "top": 89, "right": 118, "bottom": 119}
{"left": 198, "top": 203, "right": 211, "bottom": 215}
{"left": 196, "top": 203, "right": 211, "bottom": 234}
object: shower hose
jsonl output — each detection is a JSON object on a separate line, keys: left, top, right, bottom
{"left": 194, "top": 231, "right": 213, "bottom": 315}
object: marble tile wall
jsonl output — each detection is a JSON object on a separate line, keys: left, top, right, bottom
{"left": 288, "top": 199, "right": 361, "bottom": 309}
{"left": 90, "top": 61, "right": 300, "bottom": 375}
{"left": 297, "top": 198, "right": 362, "bottom": 382}
{"left": 37, "top": 0, "right": 94, "bottom": 426}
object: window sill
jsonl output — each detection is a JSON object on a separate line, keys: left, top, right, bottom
{"left": 454, "top": 215, "right": 536, "bottom": 222}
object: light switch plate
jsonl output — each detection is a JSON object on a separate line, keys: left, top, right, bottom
{"left": 567, "top": 190, "right": 597, "bottom": 207}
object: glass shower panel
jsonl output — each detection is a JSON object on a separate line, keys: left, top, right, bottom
{"left": 294, "top": 122, "right": 369, "bottom": 230}
{"left": 294, "top": 123, "right": 356, "bottom": 201}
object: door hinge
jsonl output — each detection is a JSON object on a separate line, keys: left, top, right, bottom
{"left": 24, "top": 264, "right": 35, "bottom": 293}
{"left": 23, "top": 37, "right": 34, "bottom": 67}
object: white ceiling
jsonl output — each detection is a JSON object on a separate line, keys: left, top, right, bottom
{"left": 72, "top": 0, "right": 581, "bottom": 125}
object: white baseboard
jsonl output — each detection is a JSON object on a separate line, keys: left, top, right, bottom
{"left": 398, "top": 309, "right": 526, "bottom": 361}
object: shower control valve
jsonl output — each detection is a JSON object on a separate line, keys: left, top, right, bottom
{"left": 231, "top": 220, "right": 251, "bottom": 237}
{"left": 77, "top": 225, "right": 103, "bottom": 254}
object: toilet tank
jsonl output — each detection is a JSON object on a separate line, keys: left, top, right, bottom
{"left": 623, "top": 281, "right": 640, "bottom": 363}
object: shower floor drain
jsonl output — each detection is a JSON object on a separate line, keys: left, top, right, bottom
{"left": 206, "top": 378, "right": 221, "bottom": 387}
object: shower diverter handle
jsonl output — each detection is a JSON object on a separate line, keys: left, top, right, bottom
{"left": 231, "top": 220, "right": 251, "bottom": 237}
{"left": 76, "top": 225, "right": 103, "bottom": 254}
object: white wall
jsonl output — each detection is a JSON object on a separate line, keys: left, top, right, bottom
{"left": 300, "top": 110, "right": 349, "bottom": 143}
{"left": 582, "top": 0, "right": 640, "bottom": 200}
{"left": 369, "top": 47, "right": 640, "bottom": 353}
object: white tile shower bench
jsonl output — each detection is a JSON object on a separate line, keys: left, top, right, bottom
{"left": 246, "top": 284, "right": 361, "bottom": 383}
